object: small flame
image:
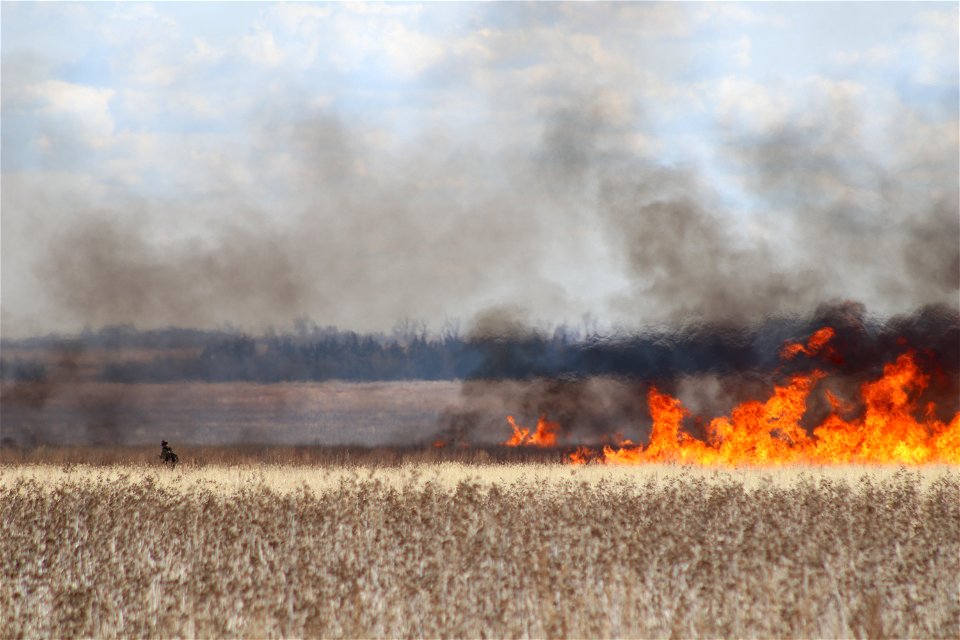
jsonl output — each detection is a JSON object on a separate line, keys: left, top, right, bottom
{"left": 503, "top": 415, "right": 560, "bottom": 447}
{"left": 781, "top": 326, "right": 836, "bottom": 360}
{"left": 568, "top": 446, "right": 594, "bottom": 465}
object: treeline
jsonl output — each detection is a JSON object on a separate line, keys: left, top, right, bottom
{"left": 1, "top": 303, "right": 957, "bottom": 383}
{"left": 105, "top": 332, "right": 486, "bottom": 382}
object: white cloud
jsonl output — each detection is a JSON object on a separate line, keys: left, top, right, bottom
{"left": 138, "top": 61, "right": 181, "bottom": 87}
{"left": 119, "top": 89, "right": 161, "bottom": 124}
{"left": 320, "top": 11, "right": 450, "bottom": 77}
{"left": 273, "top": 3, "right": 333, "bottom": 33}
{"left": 382, "top": 23, "right": 446, "bottom": 77}
{"left": 239, "top": 25, "right": 284, "bottom": 67}
{"left": 712, "top": 76, "right": 868, "bottom": 134}
{"left": 344, "top": 2, "right": 423, "bottom": 18}
{"left": 168, "top": 91, "right": 223, "bottom": 120}
{"left": 188, "top": 37, "right": 225, "bottom": 65}
{"left": 99, "top": 3, "right": 179, "bottom": 47}
{"left": 96, "top": 6, "right": 185, "bottom": 88}
{"left": 830, "top": 7, "right": 957, "bottom": 85}
{"left": 21, "top": 80, "right": 116, "bottom": 147}
{"left": 694, "top": 4, "right": 788, "bottom": 29}
{"left": 713, "top": 77, "right": 793, "bottom": 131}
{"left": 833, "top": 45, "right": 897, "bottom": 66}
{"left": 559, "top": 2, "right": 696, "bottom": 38}
{"left": 704, "top": 36, "right": 752, "bottom": 69}
{"left": 915, "top": 9, "right": 957, "bottom": 33}
{"left": 734, "top": 36, "right": 751, "bottom": 68}
{"left": 905, "top": 9, "right": 959, "bottom": 85}
{"left": 568, "top": 33, "right": 613, "bottom": 66}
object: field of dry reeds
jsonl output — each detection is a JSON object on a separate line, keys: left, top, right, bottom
{"left": 2, "top": 462, "right": 958, "bottom": 638}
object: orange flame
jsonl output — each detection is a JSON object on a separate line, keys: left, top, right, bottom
{"left": 563, "top": 348, "right": 958, "bottom": 466}
{"left": 781, "top": 326, "right": 836, "bottom": 360}
{"left": 503, "top": 415, "right": 560, "bottom": 447}
{"left": 568, "top": 446, "right": 593, "bottom": 465}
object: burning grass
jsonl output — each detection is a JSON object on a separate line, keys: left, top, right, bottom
{"left": 506, "top": 332, "right": 960, "bottom": 466}
{"left": 3, "top": 462, "right": 958, "bottom": 638}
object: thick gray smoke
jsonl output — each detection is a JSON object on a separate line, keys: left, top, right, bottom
{"left": 2, "top": 4, "right": 956, "bottom": 337}
{"left": 534, "top": 90, "right": 959, "bottom": 325}
{"left": 11, "top": 91, "right": 957, "bottom": 336}
{"left": 5, "top": 109, "right": 550, "bottom": 333}
{"left": 37, "top": 214, "right": 317, "bottom": 330}
{"left": 597, "top": 165, "right": 827, "bottom": 322}
{"left": 724, "top": 114, "right": 960, "bottom": 314}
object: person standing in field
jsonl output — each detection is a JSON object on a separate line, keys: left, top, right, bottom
{"left": 159, "top": 440, "right": 178, "bottom": 466}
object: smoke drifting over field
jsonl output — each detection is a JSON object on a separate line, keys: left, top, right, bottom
{"left": 2, "top": 4, "right": 958, "bottom": 337}
{"left": 15, "top": 96, "right": 959, "bottom": 334}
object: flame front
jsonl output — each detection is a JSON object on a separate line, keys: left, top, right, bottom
{"left": 503, "top": 328, "right": 959, "bottom": 465}
{"left": 565, "top": 351, "right": 959, "bottom": 466}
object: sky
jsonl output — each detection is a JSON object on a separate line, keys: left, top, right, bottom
{"left": 2, "top": 1, "right": 958, "bottom": 338}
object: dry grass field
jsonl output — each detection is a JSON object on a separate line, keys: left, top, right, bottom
{"left": 2, "top": 461, "right": 958, "bottom": 638}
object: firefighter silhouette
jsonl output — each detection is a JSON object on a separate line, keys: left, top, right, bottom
{"left": 159, "top": 440, "right": 178, "bottom": 466}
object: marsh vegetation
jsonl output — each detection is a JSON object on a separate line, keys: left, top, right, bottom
{"left": 2, "top": 462, "right": 957, "bottom": 638}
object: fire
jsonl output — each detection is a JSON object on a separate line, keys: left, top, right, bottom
{"left": 504, "top": 415, "right": 560, "bottom": 447}
{"left": 781, "top": 326, "right": 837, "bottom": 360}
{"left": 568, "top": 446, "right": 593, "bottom": 465}
{"left": 504, "top": 327, "right": 959, "bottom": 466}
{"left": 782, "top": 326, "right": 835, "bottom": 358}
{"left": 568, "top": 350, "right": 959, "bottom": 466}
{"left": 810, "top": 352, "right": 957, "bottom": 465}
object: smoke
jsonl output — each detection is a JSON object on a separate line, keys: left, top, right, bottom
{"left": 528, "top": 86, "right": 959, "bottom": 326}
{"left": 37, "top": 214, "right": 317, "bottom": 330}
{"left": 724, "top": 111, "right": 960, "bottom": 315}
{"left": 901, "top": 197, "right": 960, "bottom": 294}
{"left": 5, "top": 102, "right": 566, "bottom": 335}
{"left": 4, "top": 28, "right": 957, "bottom": 335}
{"left": 597, "top": 165, "right": 827, "bottom": 322}
{"left": 0, "top": 340, "right": 137, "bottom": 447}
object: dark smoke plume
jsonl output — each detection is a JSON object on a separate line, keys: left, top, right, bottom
{"left": 528, "top": 89, "right": 959, "bottom": 326}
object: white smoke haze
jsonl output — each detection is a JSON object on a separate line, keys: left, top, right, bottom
{"left": 2, "top": 2, "right": 957, "bottom": 338}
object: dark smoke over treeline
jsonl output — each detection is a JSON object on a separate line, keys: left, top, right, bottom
{"left": 4, "top": 302, "right": 957, "bottom": 385}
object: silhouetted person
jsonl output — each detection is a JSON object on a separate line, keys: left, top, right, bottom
{"left": 159, "top": 440, "right": 178, "bottom": 466}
